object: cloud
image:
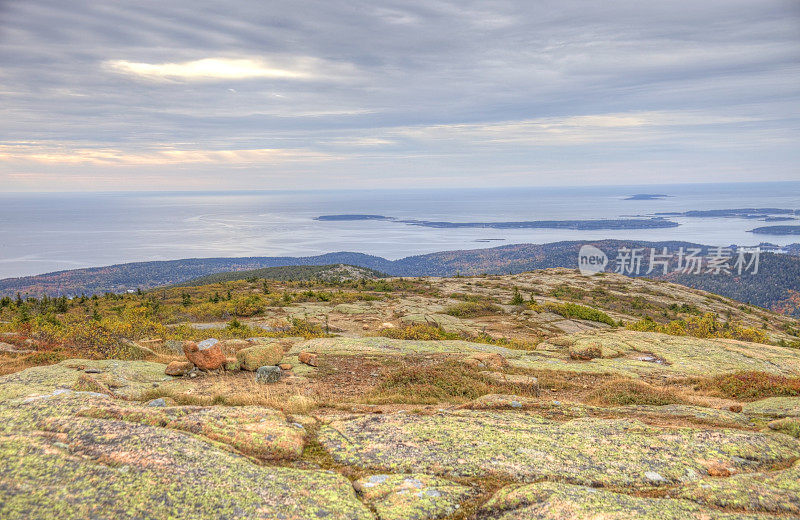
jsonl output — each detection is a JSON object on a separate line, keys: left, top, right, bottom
{"left": 104, "top": 56, "right": 359, "bottom": 82}
{"left": 106, "top": 58, "right": 312, "bottom": 81}
{"left": 0, "top": 143, "right": 335, "bottom": 166}
{"left": 0, "top": 0, "right": 798, "bottom": 190}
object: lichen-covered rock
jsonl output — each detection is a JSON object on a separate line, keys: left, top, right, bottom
{"left": 529, "top": 331, "right": 800, "bottom": 378}
{"left": 614, "top": 404, "right": 754, "bottom": 427}
{"left": 255, "top": 365, "right": 282, "bottom": 383}
{"left": 183, "top": 339, "right": 225, "bottom": 370}
{"left": 165, "top": 360, "right": 193, "bottom": 376}
{"left": 319, "top": 411, "right": 800, "bottom": 488}
{"left": 77, "top": 403, "right": 305, "bottom": 460}
{"left": 236, "top": 343, "right": 285, "bottom": 371}
{"left": 290, "top": 337, "right": 522, "bottom": 358}
{"left": 0, "top": 360, "right": 170, "bottom": 402}
{"left": 479, "top": 481, "right": 763, "bottom": 519}
{"left": 768, "top": 417, "right": 800, "bottom": 438}
{"left": 742, "top": 397, "right": 800, "bottom": 418}
{"left": 0, "top": 394, "right": 372, "bottom": 520}
{"left": 354, "top": 474, "right": 473, "bottom": 520}
{"left": 677, "top": 459, "right": 800, "bottom": 515}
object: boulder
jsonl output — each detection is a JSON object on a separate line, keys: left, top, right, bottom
{"left": 298, "top": 351, "right": 319, "bottom": 367}
{"left": 183, "top": 339, "right": 225, "bottom": 371}
{"left": 236, "top": 343, "right": 285, "bottom": 371}
{"left": 165, "top": 361, "right": 193, "bottom": 376}
{"left": 255, "top": 366, "right": 282, "bottom": 384}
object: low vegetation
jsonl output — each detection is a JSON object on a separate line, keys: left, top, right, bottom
{"left": 367, "top": 360, "right": 537, "bottom": 404}
{"left": 696, "top": 371, "right": 800, "bottom": 399}
{"left": 545, "top": 302, "right": 616, "bottom": 326}
{"left": 443, "top": 301, "right": 502, "bottom": 318}
{"left": 587, "top": 379, "right": 685, "bottom": 406}
{"left": 627, "top": 313, "right": 769, "bottom": 343}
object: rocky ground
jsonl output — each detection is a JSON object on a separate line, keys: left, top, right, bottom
{"left": 1, "top": 270, "right": 800, "bottom": 519}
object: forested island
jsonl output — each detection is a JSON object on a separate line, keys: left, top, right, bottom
{"left": 749, "top": 226, "right": 800, "bottom": 235}
{"left": 315, "top": 215, "right": 679, "bottom": 230}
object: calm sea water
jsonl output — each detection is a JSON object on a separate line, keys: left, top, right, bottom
{"left": 1, "top": 182, "right": 798, "bottom": 279}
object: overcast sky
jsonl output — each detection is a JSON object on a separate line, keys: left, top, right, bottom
{"left": 1, "top": 0, "right": 798, "bottom": 191}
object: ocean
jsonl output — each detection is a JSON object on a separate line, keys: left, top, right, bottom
{"left": 1, "top": 182, "right": 798, "bottom": 279}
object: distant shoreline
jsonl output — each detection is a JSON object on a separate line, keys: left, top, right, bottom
{"left": 315, "top": 214, "right": 679, "bottom": 230}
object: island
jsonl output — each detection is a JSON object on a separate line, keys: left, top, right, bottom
{"left": 657, "top": 208, "right": 798, "bottom": 218}
{"left": 624, "top": 194, "right": 669, "bottom": 200}
{"left": 748, "top": 226, "right": 800, "bottom": 236}
{"left": 315, "top": 215, "right": 680, "bottom": 230}
{"left": 315, "top": 214, "right": 393, "bottom": 221}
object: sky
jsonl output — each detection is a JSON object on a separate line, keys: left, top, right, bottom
{"left": 1, "top": 0, "right": 799, "bottom": 191}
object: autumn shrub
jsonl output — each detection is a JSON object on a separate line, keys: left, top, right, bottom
{"left": 627, "top": 313, "right": 769, "bottom": 343}
{"left": 444, "top": 301, "right": 501, "bottom": 318}
{"left": 379, "top": 324, "right": 461, "bottom": 341}
{"left": 587, "top": 379, "right": 684, "bottom": 406}
{"left": 569, "top": 344, "right": 603, "bottom": 360}
{"left": 546, "top": 302, "right": 616, "bottom": 326}
{"left": 696, "top": 371, "right": 800, "bottom": 399}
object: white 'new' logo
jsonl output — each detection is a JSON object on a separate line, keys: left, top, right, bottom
{"left": 578, "top": 245, "right": 608, "bottom": 276}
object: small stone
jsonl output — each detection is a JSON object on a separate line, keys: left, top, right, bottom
{"left": 165, "top": 361, "right": 193, "bottom": 376}
{"left": 729, "top": 404, "right": 743, "bottom": 413}
{"left": 146, "top": 398, "right": 166, "bottom": 407}
{"left": 705, "top": 462, "right": 735, "bottom": 477}
{"left": 644, "top": 471, "right": 668, "bottom": 483}
{"left": 298, "top": 351, "right": 319, "bottom": 367}
{"left": 462, "top": 353, "right": 508, "bottom": 370}
{"left": 279, "top": 363, "right": 293, "bottom": 371}
{"left": 255, "top": 365, "right": 282, "bottom": 384}
{"left": 84, "top": 368, "right": 102, "bottom": 374}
